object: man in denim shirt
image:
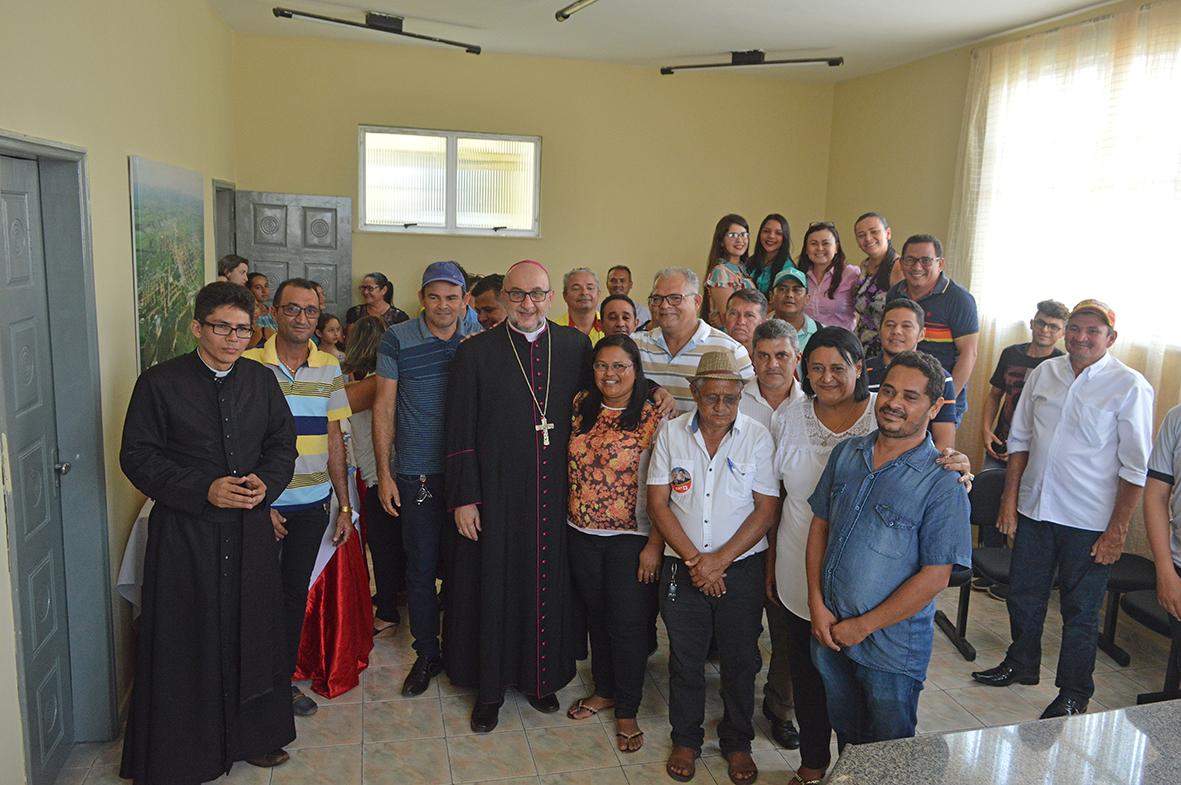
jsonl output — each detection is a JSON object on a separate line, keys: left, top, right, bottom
{"left": 806, "top": 351, "right": 971, "bottom": 745}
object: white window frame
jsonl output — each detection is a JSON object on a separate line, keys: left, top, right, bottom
{"left": 358, "top": 125, "right": 542, "bottom": 238}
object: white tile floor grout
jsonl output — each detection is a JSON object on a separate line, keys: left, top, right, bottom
{"left": 61, "top": 585, "right": 1177, "bottom": 784}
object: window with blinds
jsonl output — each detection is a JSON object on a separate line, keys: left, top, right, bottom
{"left": 359, "top": 126, "right": 541, "bottom": 236}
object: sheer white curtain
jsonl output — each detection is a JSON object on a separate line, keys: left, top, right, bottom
{"left": 947, "top": 0, "right": 1181, "bottom": 554}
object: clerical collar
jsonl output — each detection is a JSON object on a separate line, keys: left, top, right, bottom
{"left": 507, "top": 320, "right": 547, "bottom": 343}
{"left": 196, "top": 349, "right": 233, "bottom": 378}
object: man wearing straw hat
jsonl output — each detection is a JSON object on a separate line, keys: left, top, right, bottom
{"left": 648, "top": 350, "right": 778, "bottom": 784}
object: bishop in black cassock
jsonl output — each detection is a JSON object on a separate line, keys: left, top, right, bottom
{"left": 119, "top": 283, "right": 297, "bottom": 784}
{"left": 443, "top": 260, "right": 591, "bottom": 731}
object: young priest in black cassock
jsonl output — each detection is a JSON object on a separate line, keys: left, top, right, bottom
{"left": 119, "top": 282, "right": 297, "bottom": 784}
{"left": 444, "top": 260, "right": 592, "bottom": 733}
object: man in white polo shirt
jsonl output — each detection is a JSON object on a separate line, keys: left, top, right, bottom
{"left": 971, "top": 300, "right": 1154, "bottom": 719}
{"left": 648, "top": 351, "right": 778, "bottom": 785}
{"left": 634, "top": 267, "right": 753, "bottom": 413}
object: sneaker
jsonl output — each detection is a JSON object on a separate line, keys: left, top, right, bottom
{"left": 291, "top": 685, "right": 318, "bottom": 716}
{"left": 401, "top": 656, "right": 444, "bottom": 696}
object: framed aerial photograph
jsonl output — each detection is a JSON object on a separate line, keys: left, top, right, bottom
{"left": 129, "top": 156, "right": 204, "bottom": 370}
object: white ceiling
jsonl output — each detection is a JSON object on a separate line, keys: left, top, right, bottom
{"left": 212, "top": 0, "right": 1108, "bottom": 80}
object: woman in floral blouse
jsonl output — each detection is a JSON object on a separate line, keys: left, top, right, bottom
{"left": 703, "top": 213, "right": 755, "bottom": 327}
{"left": 565, "top": 335, "right": 664, "bottom": 753}
{"left": 851, "top": 211, "right": 902, "bottom": 357}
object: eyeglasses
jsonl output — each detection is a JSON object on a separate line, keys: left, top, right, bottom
{"left": 505, "top": 288, "right": 551, "bottom": 303}
{"left": 201, "top": 321, "right": 255, "bottom": 339}
{"left": 649, "top": 293, "right": 695, "bottom": 307}
{"left": 359, "top": 284, "right": 378, "bottom": 293}
{"left": 724, "top": 231, "right": 749, "bottom": 240}
{"left": 699, "top": 393, "right": 740, "bottom": 407}
{"left": 1032, "top": 318, "right": 1063, "bottom": 332}
{"left": 277, "top": 303, "right": 321, "bottom": 319}
{"left": 900, "top": 256, "right": 939, "bottom": 269}
{"left": 592, "top": 361, "right": 634, "bottom": 373}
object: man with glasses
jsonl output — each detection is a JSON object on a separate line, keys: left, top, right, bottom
{"left": 633, "top": 266, "right": 753, "bottom": 413}
{"left": 372, "top": 262, "right": 479, "bottom": 697}
{"left": 243, "top": 278, "right": 353, "bottom": 720}
{"left": 885, "top": 234, "right": 979, "bottom": 424}
{"left": 648, "top": 351, "right": 779, "bottom": 785}
{"left": 444, "top": 259, "right": 593, "bottom": 732}
{"left": 769, "top": 267, "right": 820, "bottom": 352}
{"left": 120, "top": 282, "right": 297, "bottom": 781}
{"left": 981, "top": 300, "right": 1068, "bottom": 469}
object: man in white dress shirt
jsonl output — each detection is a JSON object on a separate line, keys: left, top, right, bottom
{"left": 648, "top": 351, "right": 778, "bottom": 784}
{"left": 738, "top": 319, "right": 805, "bottom": 750}
{"left": 971, "top": 300, "right": 1154, "bottom": 718}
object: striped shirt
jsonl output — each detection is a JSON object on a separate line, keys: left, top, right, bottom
{"left": 632, "top": 320, "right": 754, "bottom": 413}
{"left": 243, "top": 337, "right": 350, "bottom": 510}
{"left": 377, "top": 313, "right": 477, "bottom": 474}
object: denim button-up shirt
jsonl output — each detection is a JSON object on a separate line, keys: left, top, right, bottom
{"left": 808, "top": 432, "right": 971, "bottom": 682}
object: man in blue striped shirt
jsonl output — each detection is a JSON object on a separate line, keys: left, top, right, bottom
{"left": 373, "top": 261, "right": 479, "bottom": 696}
{"left": 243, "top": 277, "right": 353, "bottom": 719}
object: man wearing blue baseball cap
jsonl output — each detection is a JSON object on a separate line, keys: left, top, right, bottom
{"left": 372, "top": 261, "right": 479, "bottom": 696}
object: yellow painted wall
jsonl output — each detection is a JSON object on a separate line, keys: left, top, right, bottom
{"left": 231, "top": 35, "right": 835, "bottom": 315}
{"left": 0, "top": 0, "right": 237, "bottom": 769}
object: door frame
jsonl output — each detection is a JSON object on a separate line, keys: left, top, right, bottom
{"left": 0, "top": 129, "right": 117, "bottom": 759}
{"left": 213, "top": 178, "right": 236, "bottom": 261}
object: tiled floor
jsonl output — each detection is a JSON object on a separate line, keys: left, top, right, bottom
{"left": 60, "top": 586, "right": 1176, "bottom": 784}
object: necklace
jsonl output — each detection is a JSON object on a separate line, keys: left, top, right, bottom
{"left": 601, "top": 403, "right": 626, "bottom": 411}
{"left": 507, "top": 327, "right": 554, "bottom": 447}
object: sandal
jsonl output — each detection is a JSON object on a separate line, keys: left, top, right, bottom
{"left": 723, "top": 750, "right": 759, "bottom": 784}
{"left": 615, "top": 729, "right": 644, "bottom": 753}
{"left": 565, "top": 697, "right": 614, "bottom": 720}
{"left": 787, "top": 776, "right": 823, "bottom": 785}
{"left": 666, "top": 746, "right": 700, "bottom": 782}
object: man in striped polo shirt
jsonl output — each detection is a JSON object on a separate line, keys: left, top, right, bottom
{"left": 244, "top": 277, "right": 353, "bottom": 719}
{"left": 634, "top": 267, "right": 753, "bottom": 413}
{"left": 372, "top": 261, "right": 479, "bottom": 697}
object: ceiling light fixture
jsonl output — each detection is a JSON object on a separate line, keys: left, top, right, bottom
{"left": 660, "top": 50, "right": 842, "bottom": 75}
{"left": 555, "top": 0, "right": 601, "bottom": 22}
{"left": 272, "top": 7, "right": 481, "bottom": 54}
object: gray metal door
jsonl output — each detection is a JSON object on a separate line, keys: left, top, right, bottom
{"left": 1, "top": 155, "right": 73, "bottom": 785}
{"left": 234, "top": 191, "right": 352, "bottom": 317}
{"left": 213, "top": 183, "right": 235, "bottom": 262}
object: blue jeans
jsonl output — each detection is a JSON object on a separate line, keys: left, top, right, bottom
{"left": 810, "top": 643, "right": 923, "bottom": 747}
{"left": 1005, "top": 515, "right": 1113, "bottom": 701}
{"left": 397, "top": 473, "right": 446, "bottom": 659}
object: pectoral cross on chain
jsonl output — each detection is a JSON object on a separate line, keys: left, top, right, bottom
{"left": 535, "top": 415, "right": 554, "bottom": 447}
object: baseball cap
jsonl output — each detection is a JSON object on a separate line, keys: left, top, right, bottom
{"left": 1069, "top": 299, "right": 1115, "bottom": 329}
{"left": 421, "top": 261, "right": 466, "bottom": 290}
{"left": 772, "top": 267, "right": 807, "bottom": 290}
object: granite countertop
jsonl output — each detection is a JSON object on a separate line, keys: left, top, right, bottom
{"left": 825, "top": 699, "right": 1181, "bottom": 785}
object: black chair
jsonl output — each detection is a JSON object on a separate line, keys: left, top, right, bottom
{"left": 1097, "top": 554, "right": 1157, "bottom": 666}
{"left": 1119, "top": 590, "right": 1180, "bottom": 702}
{"left": 934, "top": 468, "right": 1007, "bottom": 661}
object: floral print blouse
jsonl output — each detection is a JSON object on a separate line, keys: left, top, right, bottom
{"left": 567, "top": 394, "right": 662, "bottom": 533}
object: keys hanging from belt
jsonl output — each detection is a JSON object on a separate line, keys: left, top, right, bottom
{"left": 415, "top": 475, "right": 433, "bottom": 506}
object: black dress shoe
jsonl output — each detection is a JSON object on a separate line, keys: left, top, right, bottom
{"left": 471, "top": 700, "right": 503, "bottom": 733}
{"left": 401, "top": 656, "right": 444, "bottom": 696}
{"left": 970, "top": 663, "right": 1039, "bottom": 687}
{"left": 245, "top": 748, "right": 289, "bottom": 768}
{"left": 291, "top": 685, "right": 318, "bottom": 716}
{"left": 527, "top": 692, "right": 560, "bottom": 714}
{"left": 761, "top": 699, "right": 800, "bottom": 750}
{"left": 1040, "top": 695, "right": 1088, "bottom": 719}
